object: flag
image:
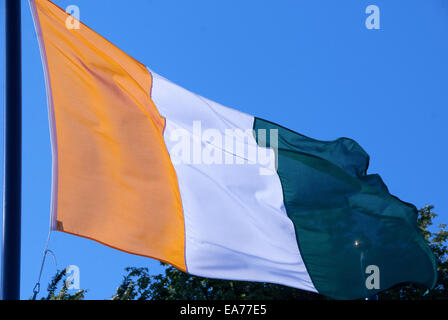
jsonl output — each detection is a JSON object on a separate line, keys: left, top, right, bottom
{"left": 30, "top": 0, "right": 437, "bottom": 299}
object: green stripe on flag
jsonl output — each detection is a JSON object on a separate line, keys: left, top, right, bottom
{"left": 253, "top": 118, "right": 437, "bottom": 300}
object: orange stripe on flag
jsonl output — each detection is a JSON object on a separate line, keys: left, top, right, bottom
{"left": 31, "top": 0, "right": 186, "bottom": 271}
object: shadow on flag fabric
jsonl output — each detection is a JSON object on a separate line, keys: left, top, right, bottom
{"left": 30, "top": 0, "right": 437, "bottom": 299}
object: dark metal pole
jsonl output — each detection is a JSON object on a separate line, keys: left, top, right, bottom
{"left": 1, "top": 0, "right": 22, "bottom": 300}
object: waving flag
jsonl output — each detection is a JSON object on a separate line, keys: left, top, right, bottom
{"left": 30, "top": 0, "right": 437, "bottom": 299}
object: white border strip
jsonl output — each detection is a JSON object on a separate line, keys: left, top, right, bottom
{"left": 29, "top": 0, "right": 59, "bottom": 230}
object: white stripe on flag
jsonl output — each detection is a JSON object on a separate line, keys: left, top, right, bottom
{"left": 149, "top": 69, "right": 316, "bottom": 292}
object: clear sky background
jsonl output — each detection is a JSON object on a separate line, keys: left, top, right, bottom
{"left": 0, "top": 0, "right": 447, "bottom": 300}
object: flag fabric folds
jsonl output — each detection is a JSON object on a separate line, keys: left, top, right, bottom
{"left": 31, "top": 0, "right": 437, "bottom": 299}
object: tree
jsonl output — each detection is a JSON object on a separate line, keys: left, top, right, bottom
{"left": 111, "top": 266, "right": 322, "bottom": 300}
{"left": 378, "top": 205, "right": 448, "bottom": 300}
{"left": 36, "top": 269, "right": 86, "bottom": 300}
{"left": 41, "top": 205, "right": 447, "bottom": 300}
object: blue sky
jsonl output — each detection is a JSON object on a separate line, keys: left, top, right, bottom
{"left": 0, "top": 0, "right": 447, "bottom": 299}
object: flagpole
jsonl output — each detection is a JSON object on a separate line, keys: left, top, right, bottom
{"left": 1, "top": 0, "right": 22, "bottom": 300}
